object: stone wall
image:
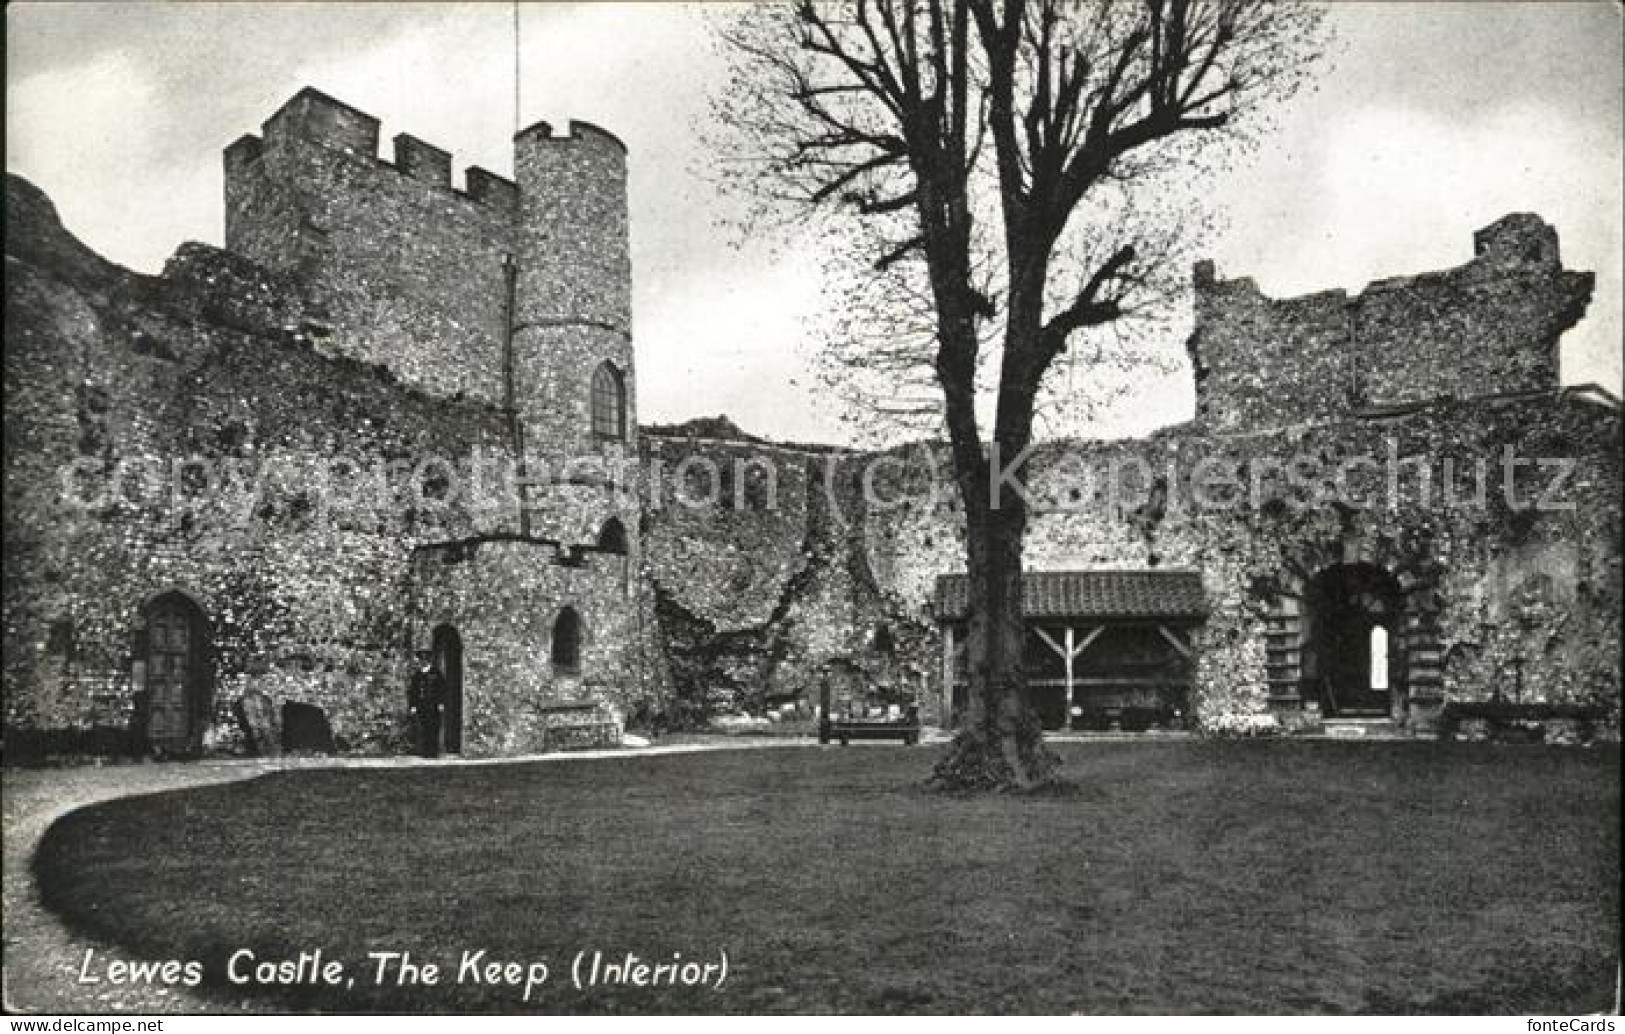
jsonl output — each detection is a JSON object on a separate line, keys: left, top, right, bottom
{"left": 849, "top": 394, "right": 1621, "bottom": 727}
{"left": 407, "top": 536, "right": 657, "bottom": 755}
{"left": 510, "top": 119, "right": 637, "bottom": 550}
{"left": 6, "top": 94, "right": 1621, "bottom": 755}
{"left": 9, "top": 91, "right": 653, "bottom": 756}
{"left": 224, "top": 88, "right": 518, "bottom": 409}
{"left": 640, "top": 430, "right": 936, "bottom": 724}
{"left": 5, "top": 173, "right": 517, "bottom": 753}
{"left": 1190, "top": 214, "right": 1595, "bottom": 434}
{"left": 634, "top": 385, "right": 1619, "bottom": 734}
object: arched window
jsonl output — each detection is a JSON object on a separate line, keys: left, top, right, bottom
{"left": 597, "top": 517, "right": 628, "bottom": 555}
{"left": 552, "top": 607, "right": 582, "bottom": 673}
{"left": 590, "top": 362, "right": 625, "bottom": 441}
{"left": 1369, "top": 625, "right": 1389, "bottom": 691}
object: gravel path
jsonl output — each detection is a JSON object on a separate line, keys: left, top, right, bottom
{"left": 4, "top": 759, "right": 289, "bottom": 1013}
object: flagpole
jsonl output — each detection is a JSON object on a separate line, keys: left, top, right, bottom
{"left": 512, "top": 1, "right": 521, "bottom": 136}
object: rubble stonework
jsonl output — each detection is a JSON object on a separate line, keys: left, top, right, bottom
{"left": 847, "top": 391, "right": 1620, "bottom": 728}
{"left": 407, "top": 536, "right": 651, "bottom": 755}
{"left": 1189, "top": 214, "right": 1595, "bottom": 433}
{"left": 5, "top": 89, "right": 653, "bottom": 758}
{"left": 3, "top": 87, "right": 1619, "bottom": 758}
{"left": 224, "top": 90, "right": 518, "bottom": 407}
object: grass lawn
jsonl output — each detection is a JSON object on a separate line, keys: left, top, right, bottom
{"left": 34, "top": 741, "right": 1620, "bottom": 1014}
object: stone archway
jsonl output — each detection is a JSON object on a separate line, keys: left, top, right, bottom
{"left": 1303, "top": 564, "right": 1403, "bottom": 716}
{"left": 1261, "top": 537, "right": 1444, "bottom": 721}
{"left": 551, "top": 607, "right": 583, "bottom": 674}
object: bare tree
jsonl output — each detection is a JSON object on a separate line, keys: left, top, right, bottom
{"left": 714, "top": 0, "right": 1328, "bottom": 789}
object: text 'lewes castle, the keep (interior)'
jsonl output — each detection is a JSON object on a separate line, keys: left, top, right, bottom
{"left": 4, "top": 88, "right": 1620, "bottom": 757}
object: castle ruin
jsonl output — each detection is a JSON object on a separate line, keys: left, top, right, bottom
{"left": 4, "top": 88, "right": 1619, "bottom": 757}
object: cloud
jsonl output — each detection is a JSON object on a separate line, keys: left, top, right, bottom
{"left": 5, "top": 50, "right": 218, "bottom": 271}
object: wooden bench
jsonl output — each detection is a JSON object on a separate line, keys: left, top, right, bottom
{"left": 819, "top": 714, "right": 921, "bottom": 746}
{"left": 816, "top": 666, "right": 922, "bottom": 746}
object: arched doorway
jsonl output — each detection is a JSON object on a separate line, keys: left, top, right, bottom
{"left": 551, "top": 607, "right": 582, "bottom": 674}
{"left": 432, "top": 624, "right": 463, "bottom": 754}
{"left": 1303, "top": 564, "right": 1403, "bottom": 717}
{"left": 142, "top": 591, "right": 211, "bottom": 753}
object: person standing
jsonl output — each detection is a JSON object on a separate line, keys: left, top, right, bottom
{"left": 408, "top": 652, "right": 446, "bottom": 757}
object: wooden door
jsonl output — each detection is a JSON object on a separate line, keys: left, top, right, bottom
{"left": 147, "top": 600, "right": 195, "bottom": 749}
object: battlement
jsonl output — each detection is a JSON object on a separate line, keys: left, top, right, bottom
{"left": 1188, "top": 214, "right": 1595, "bottom": 433}
{"left": 222, "top": 84, "right": 633, "bottom": 486}
{"left": 464, "top": 167, "right": 518, "bottom": 211}
{"left": 514, "top": 117, "right": 628, "bottom": 154}
{"left": 227, "top": 87, "right": 518, "bottom": 213}
{"left": 264, "top": 86, "right": 380, "bottom": 156}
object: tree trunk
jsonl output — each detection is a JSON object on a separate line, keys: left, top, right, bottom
{"left": 930, "top": 451, "right": 1059, "bottom": 791}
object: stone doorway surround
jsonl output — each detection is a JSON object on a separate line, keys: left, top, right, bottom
{"left": 1262, "top": 538, "right": 1443, "bottom": 725}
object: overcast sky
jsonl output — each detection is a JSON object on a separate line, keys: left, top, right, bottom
{"left": 7, "top": 2, "right": 1621, "bottom": 445}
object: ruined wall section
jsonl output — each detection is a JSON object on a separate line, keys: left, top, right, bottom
{"left": 640, "top": 433, "right": 927, "bottom": 721}
{"left": 859, "top": 395, "right": 1621, "bottom": 727}
{"left": 223, "top": 88, "right": 519, "bottom": 407}
{"left": 1190, "top": 215, "right": 1595, "bottom": 434}
{"left": 1355, "top": 215, "right": 1592, "bottom": 406}
{"left": 5, "top": 174, "right": 514, "bottom": 751}
{"left": 640, "top": 396, "right": 1619, "bottom": 732}
{"left": 1188, "top": 269, "right": 1355, "bottom": 433}
{"left": 643, "top": 436, "right": 815, "bottom": 630}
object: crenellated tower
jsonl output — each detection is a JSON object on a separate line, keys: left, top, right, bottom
{"left": 219, "top": 88, "right": 641, "bottom": 552}
{"left": 510, "top": 119, "right": 638, "bottom": 550}
{"left": 222, "top": 88, "right": 520, "bottom": 411}
{"left": 219, "top": 89, "right": 649, "bottom": 739}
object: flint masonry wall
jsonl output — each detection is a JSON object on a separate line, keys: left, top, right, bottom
{"left": 6, "top": 82, "right": 1620, "bottom": 753}
{"left": 5, "top": 174, "right": 515, "bottom": 751}
{"left": 224, "top": 88, "right": 518, "bottom": 407}
{"left": 512, "top": 120, "right": 634, "bottom": 460}
{"left": 853, "top": 392, "right": 1621, "bottom": 727}
{"left": 9, "top": 83, "right": 651, "bottom": 757}
{"left": 407, "top": 536, "right": 659, "bottom": 756}
{"left": 641, "top": 428, "right": 935, "bottom": 722}
{"left": 584, "top": 212, "right": 1622, "bottom": 735}
{"left": 1190, "top": 215, "right": 1595, "bottom": 433}
{"left": 509, "top": 119, "right": 638, "bottom": 553}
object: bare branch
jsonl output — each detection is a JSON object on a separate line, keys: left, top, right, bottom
{"left": 875, "top": 234, "right": 927, "bottom": 270}
{"left": 1041, "top": 244, "right": 1137, "bottom": 348}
